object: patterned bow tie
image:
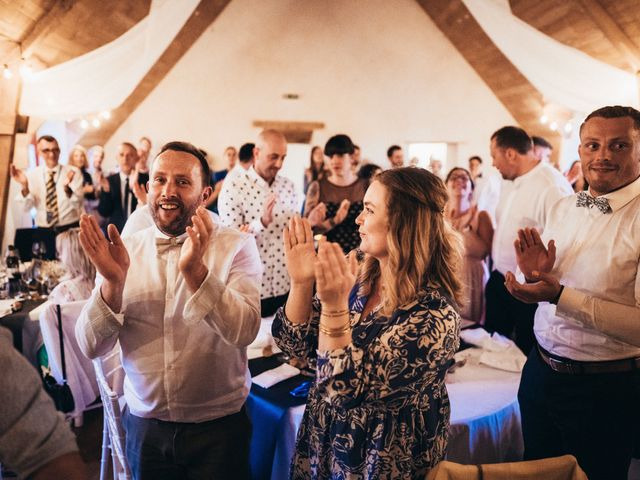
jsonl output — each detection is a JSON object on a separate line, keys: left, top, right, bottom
{"left": 576, "top": 191, "right": 612, "bottom": 214}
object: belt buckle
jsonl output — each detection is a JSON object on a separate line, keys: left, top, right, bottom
{"left": 548, "top": 356, "right": 579, "bottom": 374}
{"left": 547, "top": 356, "right": 564, "bottom": 373}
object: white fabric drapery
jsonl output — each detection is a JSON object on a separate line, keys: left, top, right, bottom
{"left": 20, "top": 0, "right": 200, "bottom": 119}
{"left": 461, "top": 0, "right": 639, "bottom": 114}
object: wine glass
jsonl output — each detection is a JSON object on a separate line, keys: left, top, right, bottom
{"left": 31, "top": 241, "right": 47, "bottom": 260}
{"left": 31, "top": 241, "right": 41, "bottom": 260}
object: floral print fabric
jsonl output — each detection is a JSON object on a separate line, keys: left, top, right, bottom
{"left": 272, "top": 286, "right": 460, "bottom": 479}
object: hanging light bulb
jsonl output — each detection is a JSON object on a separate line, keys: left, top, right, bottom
{"left": 92, "top": 118, "right": 101, "bottom": 128}
{"left": 549, "top": 121, "right": 558, "bottom": 131}
{"left": 540, "top": 114, "right": 548, "bottom": 124}
{"left": 2, "top": 64, "right": 12, "bottom": 79}
{"left": 80, "top": 119, "right": 89, "bottom": 129}
{"left": 100, "top": 110, "right": 111, "bottom": 120}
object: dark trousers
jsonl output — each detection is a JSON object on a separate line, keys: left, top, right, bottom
{"left": 518, "top": 348, "right": 640, "bottom": 480}
{"left": 260, "top": 292, "right": 289, "bottom": 318}
{"left": 122, "top": 406, "right": 251, "bottom": 480}
{"left": 484, "top": 270, "right": 537, "bottom": 354}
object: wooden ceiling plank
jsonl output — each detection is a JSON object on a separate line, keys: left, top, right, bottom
{"left": 576, "top": 0, "right": 640, "bottom": 72}
{"left": 20, "top": 0, "right": 77, "bottom": 60}
{"left": 416, "top": 0, "right": 562, "bottom": 159}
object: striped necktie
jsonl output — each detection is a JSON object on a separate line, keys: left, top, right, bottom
{"left": 45, "top": 170, "right": 59, "bottom": 226}
{"left": 124, "top": 177, "right": 131, "bottom": 219}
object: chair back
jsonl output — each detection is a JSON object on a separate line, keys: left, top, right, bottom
{"left": 39, "top": 300, "right": 98, "bottom": 420}
{"left": 94, "top": 345, "right": 131, "bottom": 480}
{"left": 426, "top": 455, "right": 588, "bottom": 480}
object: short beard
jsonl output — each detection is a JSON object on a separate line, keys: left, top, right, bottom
{"left": 150, "top": 200, "right": 200, "bottom": 237}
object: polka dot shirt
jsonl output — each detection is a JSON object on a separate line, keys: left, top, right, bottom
{"left": 218, "top": 168, "right": 300, "bottom": 299}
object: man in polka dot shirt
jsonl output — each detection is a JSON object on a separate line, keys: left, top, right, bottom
{"left": 219, "top": 129, "right": 300, "bottom": 317}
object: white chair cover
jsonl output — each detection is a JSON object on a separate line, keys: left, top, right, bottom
{"left": 94, "top": 345, "right": 131, "bottom": 480}
{"left": 38, "top": 300, "right": 99, "bottom": 422}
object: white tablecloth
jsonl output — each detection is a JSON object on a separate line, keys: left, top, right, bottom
{"left": 269, "top": 348, "right": 523, "bottom": 479}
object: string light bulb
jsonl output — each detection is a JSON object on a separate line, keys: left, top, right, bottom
{"left": 80, "top": 119, "right": 89, "bottom": 129}
{"left": 540, "top": 115, "right": 548, "bottom": 124}
{"left": 100, "top": 110, "right": 111, "bottom": 120}
{"left": 91, "top": 118, "right": 101, "bottom": 128}
{"left": 2, "top": 64, "right": 12, "bottom": 79}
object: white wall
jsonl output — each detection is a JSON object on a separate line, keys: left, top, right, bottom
{"left": 104, "top": 0, "right": 516, "bottom": 175}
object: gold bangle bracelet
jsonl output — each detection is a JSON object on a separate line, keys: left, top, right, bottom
{"left": 319, "top": 322, "right": 351, "bottom": 337}
{"left": 320, "top": 309, "right": 349, "bottom": 318}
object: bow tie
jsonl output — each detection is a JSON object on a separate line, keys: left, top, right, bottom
{"left": 576, "top": 191, "right": 612, "bottom": 214}
{"left": 155, "top": 236, "right": 185, "bottom": 253}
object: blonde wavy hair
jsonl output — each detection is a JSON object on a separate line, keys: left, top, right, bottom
{"left": 56, "top": 228, "right": 96, "bottom": 282}
{"left": 68, "top": 145, "right": 88, "bottom": 169}
{"left": 358, "top": 167, "right": 463, "bottom": 316}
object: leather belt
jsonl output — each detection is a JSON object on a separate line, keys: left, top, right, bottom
{"left": 537, "top": 345, "right": 640, "bottom": 375}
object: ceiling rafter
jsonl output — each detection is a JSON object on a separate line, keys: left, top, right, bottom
{"left": 21, "top": 0, "right": 77, "bottom": 61}
{"left": 416, "top": 0, "right": 561, "bottom": 156}
{"left": 576, "top": 0, "right": 640, "bottom": 72}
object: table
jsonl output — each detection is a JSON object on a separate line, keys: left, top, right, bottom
{"left": 0, "top": 298, "right": 47, "bottom": 362}
{"left": 248, "top": 349, "right": 524, "bottom": 480}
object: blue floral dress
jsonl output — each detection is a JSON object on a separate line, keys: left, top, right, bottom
{"left": 272, "top": 285, "right": 460, "bottom": 479}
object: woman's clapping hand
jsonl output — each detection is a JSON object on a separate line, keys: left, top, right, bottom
{"left": 315, "top": 237, "right": 357, "bottom": 308}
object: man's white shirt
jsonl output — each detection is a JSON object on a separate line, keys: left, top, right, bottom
{"left": 16, "top": 164, "right": 84, "bottom": 227}
{"left": 535, "top": 176, "right": 640, "bottom": 361}
{"left": 76, "top": 222, "right": 262, "bottom": 422}
{"left": 492, "top": 162, "right": 573, "bottom": 275}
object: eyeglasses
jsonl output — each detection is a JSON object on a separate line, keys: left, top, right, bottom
{"left": 40, "top": 148, "right": 60, "bottom": 154}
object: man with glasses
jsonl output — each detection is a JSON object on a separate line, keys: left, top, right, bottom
{"left": 11, "top": 135, "right": 84, "bottom": 234}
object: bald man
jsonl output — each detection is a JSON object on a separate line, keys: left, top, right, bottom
{"left": 219, "top": 130, "right": 300, "bottom": 316}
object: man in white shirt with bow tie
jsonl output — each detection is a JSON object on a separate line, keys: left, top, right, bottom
{"left": 505, "top": 105, "right": 640, "bottom": 480}
{"left": 11, "top": 135, "right": 84, "bottom": 233}
{"left": 76, "top": 141, "right": 262, "bottom": 479}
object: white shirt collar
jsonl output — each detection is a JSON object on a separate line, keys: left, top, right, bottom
{"left": 598, "top": 175, "right": 640, "bottom": 212}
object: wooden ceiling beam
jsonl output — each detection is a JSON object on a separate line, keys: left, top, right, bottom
{"left": 20, "top": 0, "right": 77, "bottom": 60}
{"left": 576, "top": 0, "right": 640, "bottom": 72}
{"left": 79, "top": 0, "right": 231, "bottom": 147}
{"left": 416, "top": 0, "right": 562, "bottom": 155}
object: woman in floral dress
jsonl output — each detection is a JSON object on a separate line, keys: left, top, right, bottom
{"left": 273, "top": 167, "right": 462, "bottom": 479}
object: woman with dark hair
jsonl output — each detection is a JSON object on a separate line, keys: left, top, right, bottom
{"left": 303, "top": 134, "right": 368, "bottom": 253}
{"left": 273, "top": 167, "right": 462, "bottom": 479}
{"left": 444, "top": 167, "right": 493, "bottom": 324}
{"left": 304, "top": 146, "right": 326, "bottom": 193}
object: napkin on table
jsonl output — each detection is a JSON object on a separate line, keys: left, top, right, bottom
{"left": 252, "top": 363, "right": 301, "bottom": 388}
{"left": 0, "top": 299, "right": 14, "bottom": 318}
{"left": 460, "top": 327, "right": 527, "bottom": 372}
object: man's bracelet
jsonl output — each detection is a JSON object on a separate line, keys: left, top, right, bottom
{"left": 550, "top": 285, "right": 564, "bottom": 305}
